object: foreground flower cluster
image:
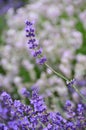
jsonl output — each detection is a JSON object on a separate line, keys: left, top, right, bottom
{"left": 0, "top": 87, "right": 86, "bottom": 130}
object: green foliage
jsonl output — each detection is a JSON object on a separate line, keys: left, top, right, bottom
{"left": 19, "top": 66, "right": 31, "bottom": 82}
{"left": 76, "top": 20, "right": 86, "bottom": 54}
{"left": 0, "top": 16, "right": 7, "bottom": 45}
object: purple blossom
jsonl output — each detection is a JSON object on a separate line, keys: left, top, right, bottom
{"left": 66, "top": 79, "right": 76, "bottom": 93}
{"left": 36, "top": 56, "right": 47, "bottom": 65}
{"left": 0, "top": 88, "right": 86, "bottom": 129}
{"left": 30, "top": 87, "right": 47, "bottom": 113}
{"left": 25, "top": 20, "right": 47, "bottom": 65}
{"left": 65, "top": 100, "right": 75, "bottom": 119}
{"left": 21, "top": 87, "right": 30, "bottom": 98}
{"left": 1, "top": 92, "right": 13, "bottom": 106}
{"left": 66, "top": 122, "right": 75, "bottom": 130}
{"left": 31, "top": 48, "right": 43, "bottom": 57}
{"left": 66, "top": 78, "right": 76, "bottom": 88}
{"left": 76, "top": 79, "right": 86, "bottom": 87}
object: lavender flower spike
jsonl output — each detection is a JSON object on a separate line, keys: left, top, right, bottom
{"left": 25, "top": 20, "right": 47, "bottom": 65}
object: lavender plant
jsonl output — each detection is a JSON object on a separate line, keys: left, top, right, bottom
{"left": 0, "top": 1, "right": 86, "bottom": 128}
{"left": 0, "top": 88, "right": 86, "bottom": 130}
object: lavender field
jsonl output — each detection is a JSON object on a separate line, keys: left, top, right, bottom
{"left": 0, "top": 0, "right": 86, "bottom": 129}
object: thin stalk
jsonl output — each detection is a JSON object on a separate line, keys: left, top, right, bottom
{"left": 45, "top": 63, "right": 68, "bottom": 81}
{"left": 45, "top": 63, "right": 86, "bottom": 102}
{"left": 72, "top": 85, "right": 86, "bottom": 102}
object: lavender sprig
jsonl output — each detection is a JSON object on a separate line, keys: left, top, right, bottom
{"left": 25, "top": 20, "right": 47, "bottom": 65}
{"left": 25, "top": 20, "right": 86, "bottom": 102}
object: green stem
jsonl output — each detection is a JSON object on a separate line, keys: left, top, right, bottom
{"left": 45, "top": 63, "right": 86, "bottom": 102}
{"left": 72, "top": 85, "right": 86, "bottom": 102}
{"left": 45, "top": 63, "right": 68, "bottom": 81}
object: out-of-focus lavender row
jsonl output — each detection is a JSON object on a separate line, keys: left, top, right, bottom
{"left": 0, "top": 0, "right": 28, "bottom": 15}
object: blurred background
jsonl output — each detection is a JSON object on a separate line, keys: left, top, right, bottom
{"left": 0, "top": 0, "right": 86, "bottom": 112}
